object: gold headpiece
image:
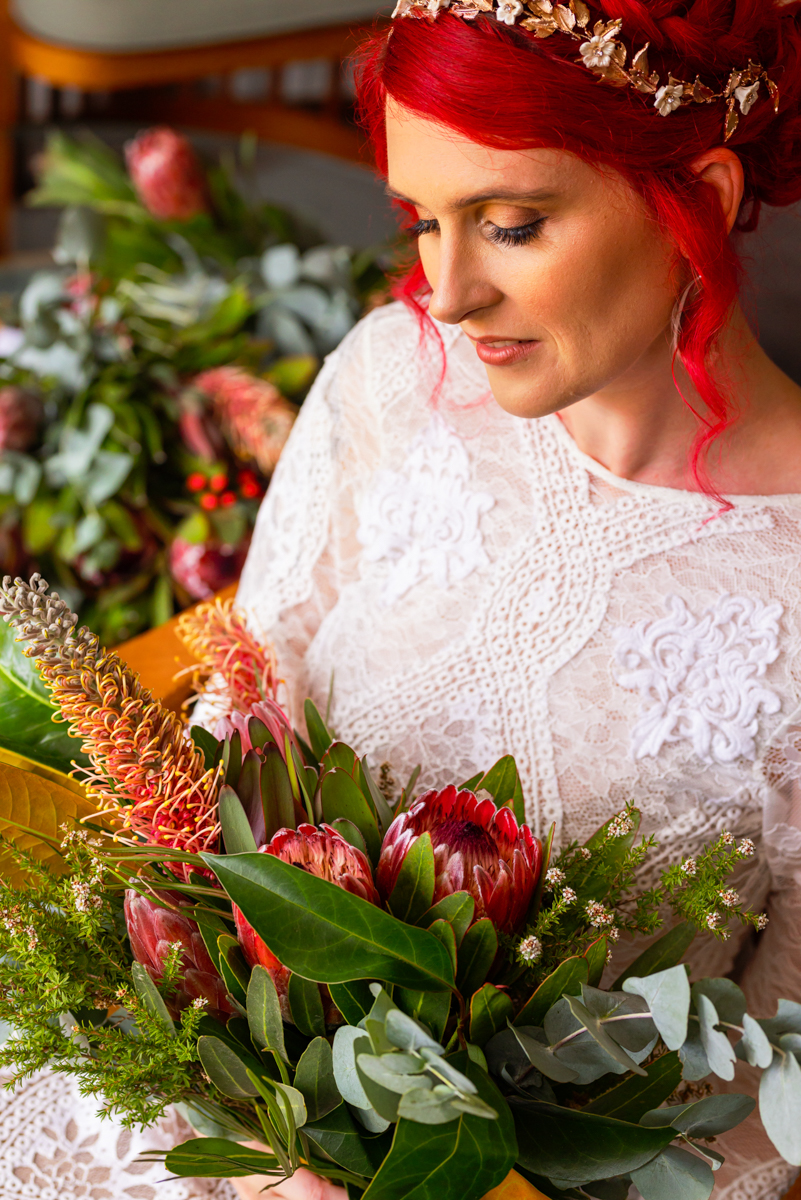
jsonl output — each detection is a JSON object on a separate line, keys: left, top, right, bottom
{"left": 391, "top": 0, "right": 780, "bottom": 141}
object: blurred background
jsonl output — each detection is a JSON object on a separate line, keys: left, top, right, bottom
{"left": 0, "top": 0, "right": 799, "bottom": 654}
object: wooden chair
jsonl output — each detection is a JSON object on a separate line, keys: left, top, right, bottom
{"left": 0, "top": 0, "right": 386, "bottom": 253}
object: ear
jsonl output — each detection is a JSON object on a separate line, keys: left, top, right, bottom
{"left": 689, "top": 148, "right": 745, "bottom": 233}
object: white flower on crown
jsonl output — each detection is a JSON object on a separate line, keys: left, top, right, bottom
{"left": 580, "top": 35, "right": 617, "bottom": 70}
{"left": 496, "top": 0, "right": 524, "bottom": 24}
{"left": 392, "top": 0, "right": 418, "bottom": 15}
{"left": 735, "top": 80, "right": 761, "bottom": 115}
{"left": 655, "top": 82, "right": 684, "bottom": 116}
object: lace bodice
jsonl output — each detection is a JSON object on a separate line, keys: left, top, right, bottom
{"left": 235, "top": 301, "right": 801, "bottom": 1199}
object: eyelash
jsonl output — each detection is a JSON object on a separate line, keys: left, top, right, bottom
{"left": 408, "top": 216, "right": 546, "bottom": 246}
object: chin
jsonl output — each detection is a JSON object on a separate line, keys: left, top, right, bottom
{"left": 484, "top": 369, "right": 578, "bottom": 422}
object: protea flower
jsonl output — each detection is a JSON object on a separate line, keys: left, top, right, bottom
{"left": 217, "top": 698, "right": 299, "bottom": 760}
{"left": 124, "top": 890, "right": 235, "bottom": 1020}
{"left": 377, "top": 786, "right": 542, "bottom": 936}
{"left": 124, "top": 127, "right": 208, "bottom": 222}
{"left": 193, "top": 367, "right": 297, "bottom": 476}
{"left": 0, "top": 387, "right": 43, "bottom": 452}
{"left": 169, "top": 535, "right": 249, "bottom": 601}
{"left": 176, "top": 597, "right": 278, "bottom": 717}
{"left": 233, "top": 824, "right": 380, "bottom": 1024}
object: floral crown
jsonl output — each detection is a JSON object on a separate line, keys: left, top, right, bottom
{"left": 391, "top": 0, "right": 780, "bottom": 141}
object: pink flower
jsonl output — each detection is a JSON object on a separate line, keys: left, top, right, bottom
{"left": 178, "top": 392, "right": 226, "bottom": 462}
{"left": 169, "top": 536, "right": 249, "bottom": 601}
{"left": 0, "top": 387, "right": 43, "bottom": 453}
{"left": 194, "top": 367, "right": 297, "bottom": 476}
{"left": 377, "top": 785, "right": 542, "bottom": 936}
{"left": 124, "top": 889, "right": 236, "bottom": 1020}
{"left": 233, "top": 824, "right": 380, "bottom": 1024}
{"left": 125, "top": 128, "right": 208, "bottom": 222}
{"left": 216, "top": 698, "right": 299, "bottom": 762}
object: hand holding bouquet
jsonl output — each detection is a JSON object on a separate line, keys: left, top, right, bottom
{"left": 0, "top": 575, "right": 798, "bottom": 1200}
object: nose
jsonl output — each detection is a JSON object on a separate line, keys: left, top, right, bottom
{"left": 426, "top": 235, "right": 503, "bottom": 327}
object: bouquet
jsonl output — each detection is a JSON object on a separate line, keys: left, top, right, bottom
{"left": 0, "top": 573, "right": 799, "bottom": 1200}
{"left": 0, "top": 129, "right": 388, "bottom": 646}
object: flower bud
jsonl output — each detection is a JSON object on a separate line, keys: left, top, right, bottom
{"left": 125, "top": 127, "right": 208, "bottom": 221}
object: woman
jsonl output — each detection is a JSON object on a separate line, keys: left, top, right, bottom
{"left": 231, "top": 2, "right": 801, "bottom": 1198}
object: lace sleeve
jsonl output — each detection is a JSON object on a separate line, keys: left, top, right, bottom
{"left": 703, "top": 717, "right": 801, "bottom": 1200}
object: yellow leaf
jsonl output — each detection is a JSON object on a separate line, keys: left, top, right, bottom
{"left": 0, "top": 761, "right": 97, "bottom": 889}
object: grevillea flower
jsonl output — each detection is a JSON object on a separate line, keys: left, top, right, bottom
{"left": 124, "top": 890, "right": 235, "bottom": 1020}
{"left": 0, "top": 575, "right": 219, "bottom": 871}
{"left": 193, "top": 367, "right": 297, "bottom": 477}
{"left": 234, "top": 824, "right": 380, "bottom": 1024}
{"left": 176, "top": 597, "right": 278, "bottom": 716}
{"left": 377, "top": 786, "right": 542, "bottom": 936}
{"left": 124, "top": 127, "right": 208, "bottom": 222}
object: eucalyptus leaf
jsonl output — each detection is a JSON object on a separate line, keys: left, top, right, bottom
{"left": 332, "top": 1026, "right": 373, "bottom": 1108}
{"left": 640, "top": 1093, "right": 755, "bottom": 1138}
{"left": 692, "top": 978, "right": 746, "bottom": 1026}
{"left": 357, "top": 1053, "right": 431, "bottom": 1095}
{"left": 273, "top": 1081, "right": 308, "bottom": 1131}
{"left": 759, "top": 1048, "right": 801, "bottom": 1165}
{"left": 623, "top": 966, "right": 691, "bottom": 1052}
{"left": 695, "top": 994, "right": 736, "bottom": 1081}
{"left": 564, "top": 996, "right": 647, "bottom": 1077}
{"left": 738, "top": 1013, "right": 774, "bottom": 1070}
{"left": 630, "top": 1146, "right": 714, "bottom": 1200}
{"left": 385, "top": 1009, "right": 445, "bottom": 1056}
{"left": 508, "top": 1023, "right": 579, "bottom": 1084}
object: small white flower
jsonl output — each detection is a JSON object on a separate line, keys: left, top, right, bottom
{"left": 606, "top": 949, "right": 614, "bottom": 964}
{"left": 706, "top": 911, "right": 722, "bottom": 931}
{"left": 719, "top": 889, "right": 740, "bottom": 909}
{"left": 546, "top": 867, "right": 566, "bottom": 888}
{"left": 721, "top": 831, "right": 735, "bottom": 847}
{"left": 518, "top": 935, "right": 543, "bottom": 964}
{"left": 682, "top": 858, "right": 697, "bottom": 877}
{"left": 580, "top": 36, "right": 617, "bottom": 71}
{"left": 70, "top": 878, "right": 101, "bottom": 913}
{"left": 735, "top": 81, "right": 760, "bottom": 116}
{"left": 655, "top": 83, "right": 684, "bottom": 116}
{"left": 192, "top": 997, "right": 208, "bottom": 1009}
{"left": 586, "top": 900, "right": 615, "bottom": 928}
{"left": 25, "top": 925, "right": 38, "bottom": 951}
{"left": 756, "top": 913, "right": 769, "bottom": 931}
{"left": 578, "top": 847, "right": 592, "bottom": 861}
{"left": 607, "top": 926, "right": 621, "bottom": 942}
{"left": 607, "top": 812, "right": 635, "bottom": 838}
{"left": 495, "top": 0, "right": 523, "bottom": 23}
{"left": 739, "top": 838, "right": 756, "bottom": 858}
{"left": 562, "top": 887, "right": 577, "bottom": 905}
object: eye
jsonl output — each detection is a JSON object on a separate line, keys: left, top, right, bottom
{"left": 486, "top": 217, "right": 547, "bottom": 247}
{"left": 409, "top": 217, "right": 439, "bottom": 238}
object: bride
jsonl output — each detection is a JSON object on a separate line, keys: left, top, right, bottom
{"left": 227, "top": 2, "right": 801, "bottom": 1198}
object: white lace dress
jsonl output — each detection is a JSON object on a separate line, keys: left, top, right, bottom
{"left": 232, "top": 301, "right": 801, "bottom": 1200}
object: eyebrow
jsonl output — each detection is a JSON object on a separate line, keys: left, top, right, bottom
{"left": 385, "top": 185, "right": 559, "bottom": 208}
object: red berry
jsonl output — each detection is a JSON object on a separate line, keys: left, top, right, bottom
{"left": 187, "top": 472, "right": 206, "bottom": 492}
{"left": 200, "top": 493, "right": 218, "bottom": 511}
{"left": 240, "top": 480, "right": 261, "bottom": 499}
{"left": 220, "top": 491, "right": 237, "bottom": 508}
{"left": 209, "top": 473, "right": 228, "bottom": 493}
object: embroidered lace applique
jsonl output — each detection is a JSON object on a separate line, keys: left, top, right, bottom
{"left": 356, "top": 413, "right": 495, "bottom": 605}
{"left": 614, "top": 594, "right": 783, "bottom": 764}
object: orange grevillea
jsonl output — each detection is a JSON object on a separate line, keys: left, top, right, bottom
{"left": 0, "top": 574, "right": 219, "bottom": 861}
{"left": 176, "top": 596, "right": 278, "bottom": 716}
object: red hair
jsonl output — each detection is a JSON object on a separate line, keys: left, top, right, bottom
{"left": 355, "top": 1, "right": 801, "bottom": 497}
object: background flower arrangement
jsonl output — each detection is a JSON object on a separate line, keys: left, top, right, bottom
{"left": 0, "top": 127, "right": 388, "bottom": 646}
{"left": 0, "top": 573, "right": 799, "bottom": 1200}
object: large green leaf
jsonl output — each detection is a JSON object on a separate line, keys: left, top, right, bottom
{"left": 305, "top": 1102, "right": 392, "bottom": 1177}
{"left": 197, "top": 1035, "right": 261, "bottom": 1099}
{"left": 202, "top": 851, "right": 455, "bottom": 992}
{"left": 246, "top": 964, "right": 287, "bottom": 1061}
{"left": 288, "top": 973, "right": 326, "bottom": 1038}
{"left": 515, "top": 957, "right": 588, "bottom": 1028}
{"left": 320, "top": 768, "right": 382, "bottom": 864}
{"left": 362, "top": 1056, "right": 516, "bottom": 1200}
{"left": 164, "top": 1138, "right": 280, "bottom": 1178}
{"left": 513, "top": 1101, "right": 676, "bottom": 1186}
{"left": 388, "top": 832, "right": 435, "bottom": 924}
{"left": 329, "top": 979, "right": 375, "bottom": 1025}
{"left": 295, "top": 1037, "right": 342, "bottom": 1122}
{"left": 0, "top": 620, "right": 87, "bottom": 773}
{"left": 456, "top": 920, "right": 497, "bottom": 997}
{"left": 469, "top": 985, "right": 515, "bottom": 1047}
{"left": 583, "top": 1053, "right": 683, "bottom": 1122}
{"left": 630, "top": 1146, "right": 714, "bottom": 1200}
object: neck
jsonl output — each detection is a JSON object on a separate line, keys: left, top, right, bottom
{"left": 557, "top": 305, "right": 801, "bottom": 495}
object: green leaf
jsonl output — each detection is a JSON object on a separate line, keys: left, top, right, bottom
{"left": 330, "top": 818, "right": 368, "bottom": 856}
{"left": 197, "top": 1035, "right": 261, "bottom": 1099}
{"left": 630, "top": 1146, "right": 714, "bottom": 1200}
{"left": 304, "top": 699, "right": 333, "bottom": 761}
{"left": 295, "top": 1037, "right": 342, "bottom": 1121}
{"left": 288, "top": 973, "right": 326, "bottom": 1038}
{"left": 218, "top": 785, "right": 258, "bottom": 855}
{"left": 360, "top": 756, "right": 396, "bottom": 836}
{"left": 419, "top": 892, "right": 475, "bottom": 947}
{"left": 260, "top": 743, "right": 297, "bottom": 837}
{"left": 513, "top": 1101, "right": 676, "bottom": 1186}
{"left": 202, "top": 851, "right": 455, "bottom": 992}
{"left": 321, "top": 768, "right": 382, "bottom": 864}
{"left": 694, "top": 993, "right": 736, "bottom": 1081}
{"left": 456, "top": 919, "right": 497, "bottom": 997}
{"left": 428, "top": 919, "right": 458, "bottom": 978}
{"left": 739, "top": 1013, "right": 774, "bottom": 1069}
{"left": 584, "top": 1053, "right": 683, "bottom": 1122}
{"left": 584, "top": 936, "right": 608, "bottom": 988}
{"left": 469, "top": 985, "right": 515, "bottom": 1048}
{"left": 321, "top": 741, "right": 359, "bottom": 777}
{"left": 759, "top": 1048, "right": 801, "bottom": 1165}
{"left": 164, "top": 1138, "right": 280, "bottom": 1178}
{"left": 333, "top": 1026, "right": 373, "bottom": 1108}
{"left": 564, "top": 995, "right": 647, "bottom": 1077}
{"left": 305, "top": 1103, "right": 392, "bottom": 1178}
{"left": 246, "top": 964, "right": 287, "bottom": 1061}
{"left": 515, "top": 957, "right": 588, "bottom": 1028}
{"left": 191, "top": 725, "right": 220, "bottom": 770}
{"left": 217, "top": 935, "right": 250, "bottom": 1008}
{"left": 329, "top": 979, "right": 375, "bottom": 1026}
{"left": 388, "top": 832, "right": 435, "bottom": 924}
{"left": 357, "top": 1054, "right": 402, "bottom": 1123}
{"left": 507, "top": 1024, "right": 579, "bottom": 1084}
{"left": 396, "top": 986, "right": 451, "bottom": 1045}
{"left": 612, "top": 923, "right": 696, "bottom": 990}
{"left": 0, "top": 617, "right": 88, "bottom": 774}
{"left": 362, "top": 1055, "right": 516, "bottom": 1200}
{"left": 692, "top": 978, "right": 746, "bottom": 1026}
{"left": 623, "top": 966, "right": 691, "bottom": 1052}
{"left": 131, "top": 962, "right": 175, "bottom": 1036}
{"left": 476, "top": 756, "right": 525, "bottom": 826}
{"left": 640, "top": 1093, "right": 755, "bottom": 1138}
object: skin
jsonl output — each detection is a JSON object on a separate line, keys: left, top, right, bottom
{"left": 385, "top": 100, "right": 801, "bottom": 495}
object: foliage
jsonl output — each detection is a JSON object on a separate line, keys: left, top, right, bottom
{"left": 0, "top": 130, "right": 387, "bottom": 645}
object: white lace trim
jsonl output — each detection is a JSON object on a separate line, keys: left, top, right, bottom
{"left": 356, "top": 413, "right": 495, "bottom": 605}
{"left": 614, "top": 594, "right": 783, "bottom": 764}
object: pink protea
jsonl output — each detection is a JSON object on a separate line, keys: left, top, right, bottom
{"left": 233, "top": 824, "right": 380, "bottom": 1024}
{"left": 124, "top": 890, "right": 236, "bottom": 1021}
{"left": 125, "top": 127, "right": 208, "bottom": 221}
{"left": 194, "top": 367, "right": 297, "bottom": 476}
{"left": 169, "top": 535, "right": 249, "bottom": 601}
{"left": 217, "top": 698, "right": 300, "bottom": 761}
{"left": 0, "top": 387, "right": 43, "bottom": 453}
{"left": 377, "top": 786, "right": 542, "bottom": 936}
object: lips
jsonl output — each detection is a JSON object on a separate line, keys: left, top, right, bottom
{"left": 471, "top": 337, "right": 539, "bottom": 367}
